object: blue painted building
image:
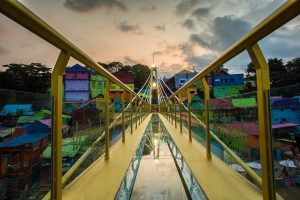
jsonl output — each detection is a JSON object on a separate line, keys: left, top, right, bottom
{"left": 213, "top": 74, "right": 244, "bottom": 98}
{"left": 0, "top": 104, "right": 34, "bottom": 116}
{"left": 271, "top": 98, "right": 300, "bottom": 124}
{"left": 174, "top": 70, "right": 197, "bottom": 89}
{"left": 213, "top": 74, "right": 244, "bottom": 86}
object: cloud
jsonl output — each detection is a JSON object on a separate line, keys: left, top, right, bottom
{"left": 190, "top": 15, "right": 252, "bottom": 51}
{"left": 182, "top": 18, "right": 195, "bottom": 30}
{"left": 64, "top": 0, "right": 127, "bottom": 12}
{"left": 139, "top": 5, "right": 157, "bottom": 12}
{"left": 191, "top": 7, "right": 210, "bottom": 19}
{"left": 175, "top": 0, "right": 201, "bottom": 16}
{"left": 260, "top": 26, "right": 300, "bottom": 59}
{"left": 0, "top": 46, "right": 10, "bottom": 55}
{"left": 186, "top": 54, "right": 216, "bottom": 68}
{"left": 152, "top": 51, "right": 163, "bottom": 57}
{"left": 116, "top": 21, "right": 142, "bottom": 34}
{"left": 124, "top": 56, "right": 138, "bottom": 65}
{"left": 154, "top": 25, "right": 165, "bottom": 31}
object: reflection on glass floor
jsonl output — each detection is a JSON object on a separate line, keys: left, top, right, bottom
{"left": 131, "top": 116, "right": 188, "bottom": 200}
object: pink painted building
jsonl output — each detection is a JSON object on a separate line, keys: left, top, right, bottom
{"left": 64, "top": 64, "right": 90, "bottom": 102}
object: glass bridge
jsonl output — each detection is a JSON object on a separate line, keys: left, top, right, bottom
{"left": 0, "top": 1, "right": 299, "bottom": 200}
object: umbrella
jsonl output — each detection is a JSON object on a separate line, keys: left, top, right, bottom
{"left": 229, "top": 164, "right": 245, "bottom": 172}
{"left": 246, "top": 162, "right": 261, "bottom": 170}
{"left": 279, "top": 159, "right": 297, "bottom": 168}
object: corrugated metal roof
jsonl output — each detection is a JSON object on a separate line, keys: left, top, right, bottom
{"left": 0, "top": 133, "right": 48, "bottom": 148}
{"left": 209, "top": 98, "right": 233, "bottom": 108}
{"left": 224, "top": 122, "right": 259, "bottom": 136}
{"left": 272, "top": 98, "right": 300, "bottom": 108}
{"left": 232, "top": 98, "right": 257, "bottom": 107}
{"left": 272, "top": 123, "right": 299, "bottom": 129}
{"left": 66, "top": 64, "right": 89, "bottom": 72}
{"left": 0, "top": 104, "right": 33, "bottom": 116}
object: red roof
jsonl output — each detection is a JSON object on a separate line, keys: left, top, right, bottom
{"left": 209, "top": 98, "right": 233, "bottom": 108}
{"left": 225, "top": 122, "right": 258, "bottom": 136}
{"left": 112, "top": 72, "right": 134, "bottom": 84}
{"left": 272, "top": 123, "right": 299, "bottom": 129}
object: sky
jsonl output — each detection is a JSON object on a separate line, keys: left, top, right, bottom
{"left": 0, "top": 0, "right": 299, "bottom": 77}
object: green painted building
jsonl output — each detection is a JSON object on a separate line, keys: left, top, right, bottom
{"left": 213, "top": 85, "right": 244, "bottom": 98}
{"left": 90, "top": 74, "right": 108, "bottom": 98}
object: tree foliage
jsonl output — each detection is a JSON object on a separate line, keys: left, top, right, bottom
{"left": 0, "top": 63, "right": 51, "bottom": 93}
{"left": 245, "top": 57, "right": 300, "bottom": 90}
{"left": 98, "top": 61, "right": 151, "bottom": 89}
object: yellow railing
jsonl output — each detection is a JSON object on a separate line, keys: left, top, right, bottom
{"left": 0, "top": 1, "right": 151, "bottom": 200}
{"left": 160, "top": 1, "right": 299, "bottom": 200}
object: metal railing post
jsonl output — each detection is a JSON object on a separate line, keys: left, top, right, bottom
{"left": 179, "top": 94, "right": 183, "bottom": 134}
{"left": 135, "top": 98, "right": 138, "bottom": 129}
{"left": 171, "top": 101, "right": 174, "bottom": 125}
{"left": 187, "top": 90, "right": 192, "bottom": 142}
{"left": 51, "top": 51, "right": 70, "bottom": 200}
{"left": 130, "top": 94, "right": 133, "bottom": 134}
{"left": 174, "top": 98, "right": 177, "bottom": 129}
{"left": 247, "top": 43, "right": 275, "bottom": 200}
{"left": 121, "top": 91, "right": 125, "bottom": 143}
{"left": 104, "top": 81, "right": 112, "bottom": 160}
{"left": 201, "top": 78, "right": 211, "bottom": 159}
{"left": 139, "top": 100, "right": 142, "bottom": 125}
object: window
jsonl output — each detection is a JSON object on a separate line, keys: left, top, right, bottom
{"left": 179, "top": 79, "right": 186, "bottom": 84}
{"left": 230, "top": 78, "right": 234, "bottom": 82}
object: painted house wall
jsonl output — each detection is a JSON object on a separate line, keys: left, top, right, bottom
{"left": 175, "top": 72, "right": 197, "bottom": 89}
{"left": 213, "top": 85, "right": 244, "bottom": 98}
{"left": 65, "top": 80, "right": 89, "bottom": 91}
{"left": 64, "top": 64, "right": 90, "bottom": 102}
{"left": 65, "top": 92, "right": 89, "bottom": 102}
{"left": 90, "top": 74, "right": 108, "bottom": 98}
{"left": 271, "top": 108, "right": 300, "bottom": 124}
{"left": 65, "top": 72, "right": 89, "bottom": 80}
{"left": 213, "top": 74, "right": 244, "bottom": 86}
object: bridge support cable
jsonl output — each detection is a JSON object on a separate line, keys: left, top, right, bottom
{"left": 159, "top": 77, "right": 265, "bottom": 191}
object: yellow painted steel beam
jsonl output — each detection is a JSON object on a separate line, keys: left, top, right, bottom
{"left": 104, "top": 81, "right": 111, "bottom": 160}
{"left": 51, "top": 51, "right": 70, "bottom": 200}
{"left": 178, "top": 94, "right": 183, "bottom": 134}
{"left": 162, "top": 0, "right": 299, "bottom": 101}
{"left": 121, "top": 91, "right": 125, "bottom": 143}
{"left": 174, "top": 98, "right": 177, "bottom": 129}
{"left": 247, "top": 43, "right": 274, "bottom": 200}
{"left": 187, "top": 90, "right": 192, "bottom": 142}
{"left": 135, "top": 98, "right": 138, "bottom": 129}
{"left": 130, "top": 94, "right": 133, "bottom": 134}
{"left": 0, "top": 1, "right": 148, "bottom": 101}
{"left": 200, "top": 78, "right": 211, "bottom": 160}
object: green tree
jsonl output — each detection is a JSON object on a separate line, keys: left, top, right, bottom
{"left": 286, "top": 57, "right": 300, "bottom": 85}
{"left": 0, "top": 63, "right": 51, "bottom": 93}
{"left": 244, "top": 58, "right": 299, "bottom": 88}
{"left": 132, "top": 64, "right": 151, "bottom": 89}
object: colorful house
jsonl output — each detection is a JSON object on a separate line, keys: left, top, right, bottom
{"left": 0, "top": 133, "right": 48, "bottom": 176}
{"left": 90, "top": 73, "right": 108, "bottom": 98}
{"left": 271, "top": 98, "right": 300, "bottom": 124}
{"left": 64, "top": 64, "right": 90, "bottom": 102}
{"left": 174, "top": 70, "right": 197, "bottom": 89}
{"left": 232, "top": 98, "right": 257, "bottom": 108}
{"left": 0, "top": 104, "right": 34, "bottom": 116}
{"left": 213, "top": 74, "right": 244, "bottom": 98}
{"left": 109, "top": 71, "right": 134, "bottom": 100}
{"left": 17, "top": 109, "right": 71, "bottom": 125}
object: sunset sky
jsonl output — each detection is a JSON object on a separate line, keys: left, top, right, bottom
{"left": 0, "top": 0, "right": 299, "bottom": 77}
